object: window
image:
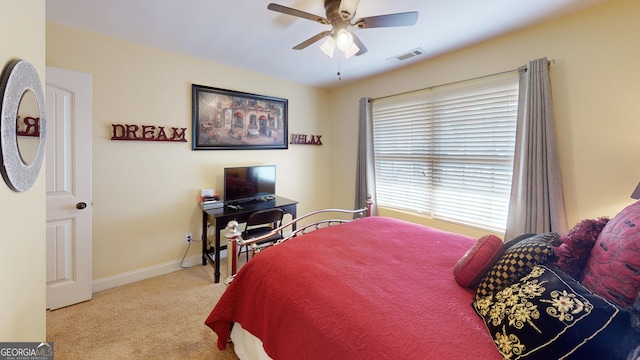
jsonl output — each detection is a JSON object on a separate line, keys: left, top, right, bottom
{"left": 371, "top": 72, "right": 519, "bottom": 232}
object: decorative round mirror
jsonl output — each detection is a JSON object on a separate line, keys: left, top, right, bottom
{"left": 0, "top": 59, "right": 47, "bottom": 192}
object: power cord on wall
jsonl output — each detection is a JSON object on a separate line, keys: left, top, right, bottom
{"left": 179, "top": 240, "right": 194, "bottom": 269}
{"left": 179, "top": 236, "right": 205, "bottom": 269}
{"left": 179, "top": 224, "right": 213, "bottom": 269}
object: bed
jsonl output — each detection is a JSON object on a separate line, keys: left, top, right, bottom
{"left": 205, "top": 202, "right": 640, "bottom": 360}
{"left": 205, "top": 215, "right": 501, "bottom": 359}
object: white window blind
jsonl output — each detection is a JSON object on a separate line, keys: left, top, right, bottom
{"left": 372, "top": 72, "right": 519, "bottom": 232}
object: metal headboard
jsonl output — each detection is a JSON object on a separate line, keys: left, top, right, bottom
{"left": 223, "top": 205, "right": 370, "bottom": 285}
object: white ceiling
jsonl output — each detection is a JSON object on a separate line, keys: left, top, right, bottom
{"left": 45, "top": 0, "right": 609, "bottom": 89}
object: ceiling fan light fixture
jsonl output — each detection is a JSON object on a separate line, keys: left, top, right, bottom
{"left": 268, "top": 1, "right": 418, "bottom": 59}
{"left": 344, "top": 42, "right": 360, "bottom": 59}
{"left": 335, "top": 28, "right": 354, "bottom": 51}
{"left": 320, "top": 36, "right": 336, "bottom": 58}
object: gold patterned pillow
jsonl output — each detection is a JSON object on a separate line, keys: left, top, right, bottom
{"left": 473, "top": 265, "right": 638, "bottom": 359}
{"left": 475, "top": 233, "right": 559, "bottom": 300}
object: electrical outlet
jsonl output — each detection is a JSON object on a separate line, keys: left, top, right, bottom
{"left": 184, "top": 233, "right": 193, "bottom": 245}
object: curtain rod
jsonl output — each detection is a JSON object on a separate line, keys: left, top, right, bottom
{"left": 372, "top": 59, "right": 555, "bottom": 102}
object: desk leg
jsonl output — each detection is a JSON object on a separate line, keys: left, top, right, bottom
{"left": 202, "top": 211, "right": 208, "bottom": 265}
{"left": 291, "top": 208, "right": 297, "bottom": 231}
{"left": 214, "top": 226, "right": 222, "bottom": 283}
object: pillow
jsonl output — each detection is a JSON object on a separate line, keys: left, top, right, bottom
{"left": 582, "top": 201, "right": 640, "bottom": 307}
{"left": 630, "top": 292, "right": 640, "bottom": 330}
{"left": 503, "top": 233, "right": 536, "bottom": 250}
{"left": 475, "top": 232, "right": 559, "bottom": 300}
{"left": 553, "top": 217, "right": 609, "bottom": 279}
{"left": 473, "top": 265, "right": 639, "bottom": 360}
{"left": 454, "top": 235, "right": 504, "bottom": 287}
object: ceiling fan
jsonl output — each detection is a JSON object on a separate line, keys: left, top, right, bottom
{"left": 267, "top": 0, "right": 418, "bottom": 59}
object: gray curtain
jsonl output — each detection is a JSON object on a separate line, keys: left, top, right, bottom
{"left": 354, "top": 97, "right": 378, "bottom": 216}
{"left": 505, "top": 57, "right": 568, "bottom": 240}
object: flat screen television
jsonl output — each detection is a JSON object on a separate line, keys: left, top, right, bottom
{"left": 223, "top": 165, "right": 276, "bottom": 204}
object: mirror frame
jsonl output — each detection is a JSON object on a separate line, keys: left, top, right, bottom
{"left": 0, "top": 59, "right": 46, "bottom": 192}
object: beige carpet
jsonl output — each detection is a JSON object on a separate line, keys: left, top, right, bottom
{"left": 47, "top": 262, "right": 242, "bottom": 360}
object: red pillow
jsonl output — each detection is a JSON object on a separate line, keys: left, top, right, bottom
{"left": 553, "top": 217, "right": 609, "bottom": 279}
{"left": 454, "top": 235, "right": 503, "bottom": 287}
{"left": 582, "top": 201, "right": 640, "bottom": 307}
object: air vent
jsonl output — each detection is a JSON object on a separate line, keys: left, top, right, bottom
{"left": 387, "top": 48, "right": 424, "bottom": 63}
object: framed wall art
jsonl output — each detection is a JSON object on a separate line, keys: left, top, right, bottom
{"left": 192, "top": 84, "right": 288, "bottom": 150}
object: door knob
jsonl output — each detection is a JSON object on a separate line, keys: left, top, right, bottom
{"left": 76, "top": 202, "right": 87, "bottom": 210}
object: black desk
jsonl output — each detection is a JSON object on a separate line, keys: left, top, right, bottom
{"left": 200, "top": 196, "right": 298, "bottom": 283}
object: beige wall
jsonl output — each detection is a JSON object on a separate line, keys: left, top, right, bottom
{"left": 46, "top": 23, "right": 331, "bottom": 280}
{"left": 0, "top": 0, "right": 46, "bottom": 341}
{"left": 328, "top": 0, "right": 640, "bottom": 238}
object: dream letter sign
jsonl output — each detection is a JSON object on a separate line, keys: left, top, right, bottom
{"left": 111, "top": 124, "right": 187, "bottom": 142}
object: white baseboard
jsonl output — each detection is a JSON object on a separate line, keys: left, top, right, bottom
{"left": 91, "top": 250, "right": 227, "bottom": 292}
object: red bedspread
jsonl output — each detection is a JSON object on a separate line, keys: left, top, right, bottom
{"left": 205, "top": 216, "right": 500, "bottom": 359}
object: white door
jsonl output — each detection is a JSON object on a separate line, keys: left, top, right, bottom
{"left": 45, "top": 67, "right": 93, "bottom": 310}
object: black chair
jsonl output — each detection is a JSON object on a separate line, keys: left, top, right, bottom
{"left": 239, "top": 208, "right": 285, "bottom": 261}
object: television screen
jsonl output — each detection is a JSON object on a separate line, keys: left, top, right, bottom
{"left": 223, "top": 165, "right": 276, "bottom": 203}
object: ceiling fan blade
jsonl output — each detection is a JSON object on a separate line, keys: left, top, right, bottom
{"left": 338, "top": 0, "right": 361, "bottom": 20}
{"left": 267, "top": 3, "right": 329, "bottom": 25}
{"left": 293, "top": 31, "right": 332, "bottom": 50}
{"left": 354, "top": 11, "right": 418, "bottom": 28}
{"left": 351, "top": 32, "right": 368, "bottom": 56}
